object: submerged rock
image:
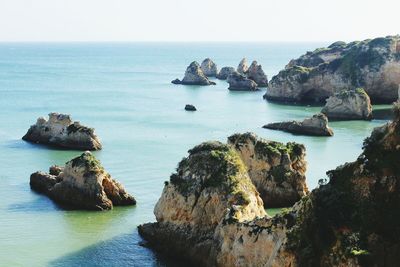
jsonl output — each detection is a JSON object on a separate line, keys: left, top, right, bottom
{"left": 200, "top": 58, "right": 218, "bottom": 77}
{"left": 321, "top": 88, "right": 372, "bottom": 120}
{"left": 216, "top": 66, "right": 236, "bottom": 80}
{"left": 265, "top": 36, "right": 400, "bottom": 104}
{"left": 237, "top": 58, "right": 249, "bottom": 75}
{"left": 184, "top": 104, "right": 197, "bottom": 111}
{"left": 22, "top": 113, "right": 102, "bottom": 150}
{"left": 30, "top": 152, "right": 136, "bottom": 210}
{"left": 172, "top": 61, "right": 216, "bottom": 86}
{"left": 247, "top": 61, "right": 268, "bottom": 87}
{"left": 228, "top": 133, "right": 308, "bottom": 207}
{"left": 227, "top": 72, "right": 258, "bottom": 91}
{"left": 263, "top": 113, "right": 334, "bottom": 136}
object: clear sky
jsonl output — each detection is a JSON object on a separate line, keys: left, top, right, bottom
{"left": 0, "top": 0, "right": 398, "bottom": 42}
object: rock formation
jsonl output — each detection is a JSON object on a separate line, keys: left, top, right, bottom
{"left": 30, "top": 151, "right": 136, "bottom": 210}
{"left": 228, "top": 133, "right": 308, "bottom": 207}
{"left": 227, "top": 72, "right": 258, "bottom": 91}
{"left": 321, "top": 88, "right": 373, "bottom": 120}
{"left": 216, "top": 67, "right": 236, "bottom": 80}
{"left": 171, "top": 61, "right": 216, "bottom": 85}
{"left": 263, "top": 113, "right": 334, "bottom": 136}
{"left": 265, "top": 36, "right": 400, "bottom": 104}
{"left": 22, "top": 113, "right": 102, "bottom": 150}
{"left": 200, "top": 58, "right": 218, "bottom": 77}
{"left": 184, "top": 104, "right": 197, "bottom": 111}
{"left": 140, "top": 103, "right": 400, "bottom": 266}
{"left": 247, "top": 61, "right": 268, "bottom": 87}
{"left": 237, "top": 58, "right": 249, "bottom": 75}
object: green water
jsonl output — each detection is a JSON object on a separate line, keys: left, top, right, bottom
{"left": 0, "top": 42, "right": 390, "bottom": 266}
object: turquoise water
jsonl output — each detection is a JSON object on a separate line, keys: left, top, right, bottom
{"left": 0, "top": 43, "right": 389, "bottom": 266}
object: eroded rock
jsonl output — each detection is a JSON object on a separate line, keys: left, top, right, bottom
{"left": 263, "top": 113, "right": 334, "bottom": 136}
{"left": 200, "top": 58, "right": 218, "bottom": 77}
{"left": 237, "top": 58, "right": 249, "bottom": 75}
{"left": 22, "top": 113, "right": 102, "bottom": 150}
{"left": 185, "top": 104, "right": 197, "bottom": 111}
{"left": 321, "top": 88, "right": 372, "bottom": 120}
{"left": 227, "top": 72, "right": 258, "bottom": 91}
{"left": 265, "top": 36, "right": 400, "bottom": 104}
{"left": 172, "top": 61, "right": 216, "bottom": 85}
{"left": 216, "top": 66, "right": 236, "bottom": 80}
{"left": 247, "top": 61, "right": 268, "bottom": 87}
{"left": 30, "top": 152, "right": 136, "bottom": 210}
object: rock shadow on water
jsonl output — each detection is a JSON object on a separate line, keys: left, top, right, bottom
{"left": 48, "top": 231, "right": 191, "bottom": 267}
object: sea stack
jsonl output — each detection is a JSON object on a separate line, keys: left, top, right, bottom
{"left": 247, "top": 61, "right": 268, "bottom": 87}
{"left": 30, "top": 151, "right": 136, "bottom": 210}
{"left": 200, "top": 58, "right": 218, "bottom": 77}
{"left": 171, "top": 61, "right": 216, "bottom": 85}
{"left": 216, "top": 66, "right": 236, "bottom": 80}
{"left": 22, "top": 113, "right": 102, "bottom": 150}
{"left": 265, "top": 36, "right": 400, "bottom": 104}
{"left": 264, "top": 113, "right": 334, "bottom": 136}
{"left": 228, "top": 133, "right": 308, "bottom": 207}
{"left": 227, "top": 72, "right": 258, "bottom": 91}
{"left": 321, "top": 88, "right": 373, "bottom": 120}
{"left": 237, "top": 58, "right": 249, "bottom": 75}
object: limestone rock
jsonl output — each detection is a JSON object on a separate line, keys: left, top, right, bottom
{"left": 216, "top": 67, "right": 236, "bottom": 80}
{"left": 184, "top": 104, "right": 197, "bottom": 111}
{"left": 265, "top": 36, "right": 400, "bottom": 104}
{"left": 227, "top": 72, "right": 258, "bottom": 91}
{"left": 22, "top": 113, "right": 102, "bottom": 150}
{"left": 172, "top": 61, "right": 216, "bottom": 86}
{"left": 321, "top": 88, "right": 372, "bottom": 120}
{"left": 30, "top": 152, "right": 136, "bottom": 210}
{"left": 228, "top": 133, "right": 308, "bottom": 207}
{"left": 200, "top": 58, "right": 218, "bottom": 77}
{"left": 237, "top": 58, "right": 249, "bottom": 75}
{"left": 247, "top": 61, "right": 268, "bottom": 87}
{"left": 263, "top": 113, "right": 334, "bottom": 136}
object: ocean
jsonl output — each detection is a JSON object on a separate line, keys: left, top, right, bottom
{"left": 0, "top": 42, "right": 389, "bottom": 266}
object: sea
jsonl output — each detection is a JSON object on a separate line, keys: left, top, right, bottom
{"left": 0, "top": 42, "right": 390, "bottom": 266}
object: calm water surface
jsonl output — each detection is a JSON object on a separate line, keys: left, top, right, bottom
{"left": 0, "top": 43, "right": 389, "bottom": 266}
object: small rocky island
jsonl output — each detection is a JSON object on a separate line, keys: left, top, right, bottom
{"left": 184, "top": 104, "right": 197, "bottom": 111}
{"left": 200, "top": 58, "right": 218, "bottom": 77}
{"left": 171, "top": 61, "right": 216, "bottom": 85}
{"left": 264, "top": 113, "right": 334, "bottom": 136}
{"left": 22, "top": 113, "right": 102, "bottom": 150}
{"left": 227, "top": 71, "right": 258, "bottom": 91}
{"left": 265, "top": 36, "right": 400, "bottom": 104}
{"left": 216, "top": 66, "right": 236, "bottom": 80}
{"left": 321, "top": 88, "right": 372, "bottom": 120}
{"left": 30, "top": 151, "right": 136, "bottom": 210}
{"left": 247, "top": 60, "right": 268, "bottom": 87}
{"left": 140, "top": 103, "right": 400, "bottom": 267}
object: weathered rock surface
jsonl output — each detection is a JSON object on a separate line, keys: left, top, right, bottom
{"left": 30, "top": 152, "right": 136, "bottom": 210}
{"left": 140, "top": 103, "right": 400, "bottom": 267}
{"left": 22, "top": 113, "right": 102, "bottom": 150}
{"left": 227, "top": 72, "right": 258, "bottom": 91}
{"left": 237, "top": 58, "right": 249, "bottom": 75}
{"left": 247, "top": 61, "right": 268, "bottom": 87}
{"left": 228, "top": 133, "right": 308, "bottom": 207}
{"left": 321, "top": 88, "right": 372, "bottom": 120}
{"left": 172, "top": 61, "right": 216, "bottom": 86}
{"left": 216, "top": 66, "right": 236, "bottom": 80}
{"left": 264, "top": 113, "right": 334, "bottom": 136}
{"left": 200, "top": 58, "right": 218, "bottom": 77}
{"left": 265, "top": 36, "right": 400, "bottom": 104}
{"left": 184, "top": 104, "right": 197, "bottom": 111}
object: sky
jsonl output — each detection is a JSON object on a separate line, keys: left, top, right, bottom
{"left": 0, "top": 0, "right": 398, "bottom": 42}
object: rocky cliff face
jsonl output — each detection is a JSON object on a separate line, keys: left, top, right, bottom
{"left": 22, "top": 113, "right": 102, "bottom": 150}
{"left": 264, "top": 113, "right": 334, "bottom": 136}
{"left": 30, "top": 151, "right": 136, "bottom": 210}
{"left": 247, "top": 61, "right": 268, "bottom": 87}
{"left": 227, "top": 133, "right": 308, "bottom": 207}
{"left": 172, "top": 61, "right": 216, "bottom": 85}
{"left": 265, "top": 36, "right": 400, "bottom": 104}
{"left": 140, "top": 104, "right": 400, "bottom": 267}
{"left": 321, "top": 88, "right": 372, "bottom": 120}
{"left": 201, "top": 58, "right": 218, "bottom": 77}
